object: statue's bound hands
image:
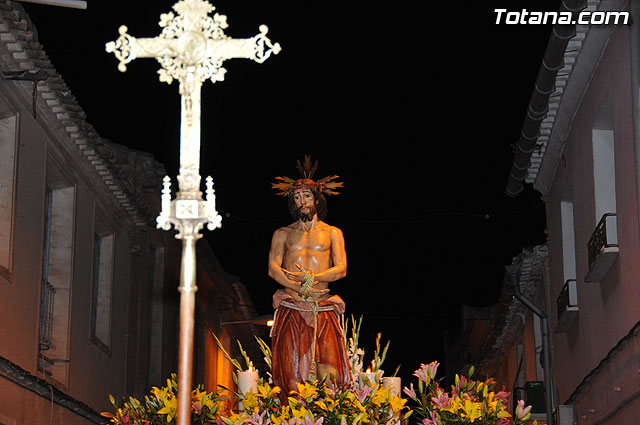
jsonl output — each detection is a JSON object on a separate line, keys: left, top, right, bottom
{"left": 282, "top": 263, "right": 315, "bottom": 283}
{"left": 282, "top": 268, "right": 306, "bottom": 282}
{"left": 282, "top": 264, "right": 329, "bottom": 300}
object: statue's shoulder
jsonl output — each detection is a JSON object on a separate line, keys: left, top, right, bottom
{"left": 317, "top": 221, "right": 343, "bottom": 234}
{"left": 276, "top": 223, "right": 298, "bottom": 234}
{"left": 272, "top": 225, "right": 293, "bottom": 239}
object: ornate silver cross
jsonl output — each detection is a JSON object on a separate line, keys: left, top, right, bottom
{"left": 106, "top": 0, "right": 280, "bottom": 237}
{"left": 106, "top": 2, "right": 279, "bottom": 425}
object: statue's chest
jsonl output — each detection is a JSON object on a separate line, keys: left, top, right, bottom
{"left": 286, "top": 230, "right": 330, "bottom": 253}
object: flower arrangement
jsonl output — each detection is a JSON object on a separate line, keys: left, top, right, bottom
{"left": 101, "top": 373, "right": 225, "bottom": 425}
{"left": 225, "top": 377, "right": 410, "bottom": 425}
{"left": 403, "top": 362, "right": 535, "bottom": 425}
{"left": 102, "top": 319, "right": 535, "bottom": 425}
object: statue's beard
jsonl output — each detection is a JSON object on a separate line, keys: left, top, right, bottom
{"left": 294, "top": 204, "right": 316, "bottom": 222}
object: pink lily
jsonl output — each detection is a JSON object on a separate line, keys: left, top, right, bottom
{"left": 413, "top": 362, "right": 439, "bottom": 383}
{"left": 515, "top": 399, "right": 532, "bottom": 421}
{"left": 303, "top": 414, "right": 324, "bottom": 425}
{"left": 421, "top": 411, "right": 439, "bottom": 425}
{"left": 402, "top": 383, "right": 417, "bottom": 401}
{"left": 355, "top": 385, "right": 373, "bottom": 402}
{"left": 247, "top": 410, "right": 269, "bottom": 425}
{"left": 430, "top": 387, "right": 451, "bottom": 409}
{"left": 495, "top": 389, "right": 510, "bottom": 403}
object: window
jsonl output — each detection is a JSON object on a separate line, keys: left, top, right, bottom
{"left": 39, "top": 189, "right": 55, "bottom": 352}
{"left": 0, "top": 112, "right": 18, "bottom": 280}
{"left": 592, "top": 100, "right": 617, "bottom": 243}
{"left": 91, "top": 214, "right": 114, "bottom": 351}
{"left": 592, "top": 129, "right": 616, "bottom": 224}
{"left": 38, "top": 180, "right": 75, "bottom": 385}
{"left": 584, "top": 102, "right": 618, "bottom": 282}
{"left": 561, "top": 200, "right": 576, "bottom": 282}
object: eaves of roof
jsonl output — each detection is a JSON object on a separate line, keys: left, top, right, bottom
{"left": 0, "top": 0, "right": 165, "bottom": 229}
{"left": 473, "top": 245, "right": 548, "bottom": 376}
{"left": 505, "top": 0, "right": 623, "bottom": 197}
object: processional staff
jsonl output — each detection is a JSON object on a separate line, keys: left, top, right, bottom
{"left": 105, "top": 2, "right": 280, "bottom": 424}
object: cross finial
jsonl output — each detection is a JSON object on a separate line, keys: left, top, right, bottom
{"left": 106, "top": 0, "right": 281, "bottom": 85}
{"left": 106, "top": 0, "right": 280, "bottom": 234}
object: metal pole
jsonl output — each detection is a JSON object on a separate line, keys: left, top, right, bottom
{"left": 506, "top": 264, "right": 554, "bottom": 425}
{"left": 177, "top": 237, "right": 198, "bottom": 425}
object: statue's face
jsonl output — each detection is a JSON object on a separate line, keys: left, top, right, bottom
{"left": 293, "top": 188, "right": 316, "bottom": 222}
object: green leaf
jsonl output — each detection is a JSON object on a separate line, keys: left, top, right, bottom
{"left": 255, "top": 335, "right": 273, "bottom": 369}
{"left": 392, "top": 364, "right": 401, "bottom": 377}
{"left": 211, "top": 331, "right": 243, "bottom": 372}
{"left": 237, "top": 339, "right": 253, "bottom": 371}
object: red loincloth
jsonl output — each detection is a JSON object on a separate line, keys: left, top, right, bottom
{"left": 271, "top": 289, "right": 351, "bottom": 400}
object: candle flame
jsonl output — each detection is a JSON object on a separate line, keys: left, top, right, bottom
{"left": 366, "top": 368, "right": 371, "bottom": 373}
{"left": 248, "top": 361, "right": 254, "bottom": 372}
{"left": 267, "top": 320, "right": 275, "bottom": 327}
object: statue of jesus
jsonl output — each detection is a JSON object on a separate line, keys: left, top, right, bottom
{"left": 268, "top": 156, "right": 350, "bottom": 397}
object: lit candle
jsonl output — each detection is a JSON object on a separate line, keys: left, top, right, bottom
{"left": 237, "top": 362, "right": 259, "bottom": 409}
{"left": 382, "top": 376, "right": 401, "bottom": 396}
{"left": 383, "top": 376, "right": 402, "bottom": 424}
{"left": 360, "top": 368, "right": 378, "bottom": 388}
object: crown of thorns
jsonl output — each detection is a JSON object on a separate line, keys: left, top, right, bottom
{"left": 272, "top": 155, "right": 343, "bottom": 197}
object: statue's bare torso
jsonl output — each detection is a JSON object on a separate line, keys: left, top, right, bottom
{"left": 268, "top": 189, "right": 346, "bottom": 302}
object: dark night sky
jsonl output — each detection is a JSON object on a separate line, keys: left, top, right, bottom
{"left": 20, "top": 0, "right": 556, "bottom": 384}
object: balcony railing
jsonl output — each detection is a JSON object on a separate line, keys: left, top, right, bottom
{"left": 556, "top": 279, "right": 578, "bottom": 333}
{"left": 585, "top": 213, "right": 618, "bottom": 282}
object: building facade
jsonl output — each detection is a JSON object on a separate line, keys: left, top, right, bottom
{"left": 503, "top": 0, "right": 640, "bottom": 424}
{"left": 448, "top": 246, "right": 550, "bottom": 424}
{"left": 0, "top": 2, "right": 263, "bottom": 424}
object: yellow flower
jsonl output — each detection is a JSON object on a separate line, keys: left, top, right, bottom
{"left": 271, "top": 406, "right": 292, "bottom": 425}
{"left": 371, "top": 389, "right": 387, "bottom": 407}
{"left": 296, "top": 381, "right": 319, "bottom": 399}
{"left": 192, "top": 387, "right": 207, "bottom": 404}
{"left": 287, "top": 397, "right": 302, "bottom": 409}
{"left": 271, "top": 415, "right": 286, "bottom": 425}
{"left": 258, "top": 382, "right": 281, "bottom": 399}
{"left": 223, "top": 411, "right": 250, "bottom": 425}
{"left": 498, "top": 409, "right": 512, "bottom": 419}
{"left": 462, "top": 400, "right": 482, "bottom": 423}
{"left": 242, "top": 391, "right": 259, "bottom": 411}
{"left": 389, "top": 395, "right": 407, "bottom": 412}
{"left": 353, "top": 412, "right": 369, "bottom": 424}
{"left": 291, "top": 405, "right": 311, "bottom": 420}
{"left": 157, "top": 395, "right": 177, "bottom": 422}
{"left": 151, "top": 386, "right": 172, "bottom": 402}
{"left": 484, "top": 392, "right": 498, "bottom": 412}
{"left": 203, "top": 394, "right": 216, "bottom": 410}
{"left": 446, "top": 396, "right": 463, "bottom": 414}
